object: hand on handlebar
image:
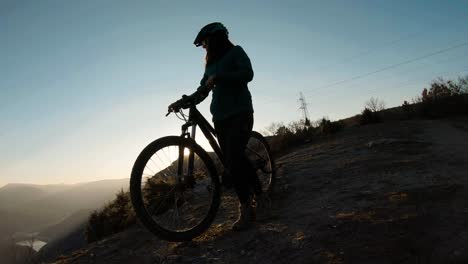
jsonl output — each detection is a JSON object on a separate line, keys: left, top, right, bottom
{"left": 167, "top": 95, "right": 186, "bottom": 115}
{"left": 166, "top": 85, "right": 212, "bottom": 116}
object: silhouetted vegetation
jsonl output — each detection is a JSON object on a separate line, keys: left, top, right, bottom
{"left": 268, "top": 121, "right": 311, "bottom": 154}
{"left": 267, "top": 117, "right": 344, "bottom": 155}
{"left": 85, "top": 189, "right": 135, "bottom": 243}
{"left": 266, "top": 75, "right": 468, "bottom": 155}
{"left": 359, "top": 107, "right": 382, "bottom": 125}
{"left": 365, "top": 97, "right": 386, "bottom": 112}
{"left": 85, "top": 174, "right": 178, "bottom": 243}
{"left": 318, "top": 117, "right": 344, "bottom": 134}
{"left": 417, "top": 76, "right": 468, "bottom": 118}
{"left": 359, "top": 97, "right": 385, "bottom": 125}
{"left": 402, "top": 100, "right": 412, "bottom": 119}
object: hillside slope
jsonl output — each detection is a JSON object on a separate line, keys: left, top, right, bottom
{"left": 54, "top": 117, "right": 468, "bottom": 264}
{"left": 0, "top": 179, "right": 129, "bottom": 238}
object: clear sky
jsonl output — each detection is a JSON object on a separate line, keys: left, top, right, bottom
{"left": 1, "top": 0, "right": 468, "bottom": 186}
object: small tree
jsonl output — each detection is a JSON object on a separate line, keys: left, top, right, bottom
{"left": 287, "top": 120, "right": 309, "bottom": 134}
{"left": 275, "top": 125, "right": 292, "bottom": 136}
{"left": 422, "top": 76, "right": 468, "bottom": 102}
{"left": 458, "top": 75, "right": 468, "bottom": 93}
{"left": 85, "top": 189, "right": 135, "bottom": 243}
{"left": 365, "top": 97, "right": 386, "bottom": 112}
{"left": 402, "top": 100, "right": 412, "bottom": 119}
{"left": 263, "top": 122, "right": 285, "bottom": 136}
{"left": 318, "top": 117, "right": 343, "bottom": 134}
{"left": 360, "top": 108, "right": 381, "bottom": 125}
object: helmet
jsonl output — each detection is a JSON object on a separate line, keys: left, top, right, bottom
{"left": 193, "top": 22, "right": 228, "bottom": 47}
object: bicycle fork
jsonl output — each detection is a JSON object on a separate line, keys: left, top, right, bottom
{"left": 177, "top": 124, "right": 196, "bottom": 188}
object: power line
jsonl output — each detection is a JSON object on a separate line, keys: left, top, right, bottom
{"left": 307, "top": 52, "right": 468, "bottom": 99}
{"left": 307, "top": 68, "right": 468, "bottom": 108}
{"left": 258, "top": 40, "right": 468, "bottom": 107}
{"left": 326, "top": 29, "right": 426, "bottom": 68}
{"left": 302, "top": 41, "right": 468, "bottom": 96}
{"left": 298, "top": 69, "right": 468, "bottom": 122}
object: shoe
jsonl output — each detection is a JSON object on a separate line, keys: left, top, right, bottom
{"left": 232, "top": 201, "right": 256, "bottom": 231}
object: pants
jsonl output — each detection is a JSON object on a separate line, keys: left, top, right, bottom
{"left": 214, "top": 112, "right": 262, "bottom": 204}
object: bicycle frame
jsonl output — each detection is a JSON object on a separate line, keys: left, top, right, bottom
{"left": 173, "top": 101, "right": 269, "bottom": 187}
{"left": 177, "top": 105, "right": 224, "bottom": 181}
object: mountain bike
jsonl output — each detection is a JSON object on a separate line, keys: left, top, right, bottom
{"left": 130, "top": 87, "right": 275, "bottom": 241}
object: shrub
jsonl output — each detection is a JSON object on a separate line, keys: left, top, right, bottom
{"left": 402, "top": 100, "right": 413, "bottom": 119}
{"left": 268, "top": 121, "right": 317, "bottom": 155}
{"left": 421, "top": 93, "right": 468, "bottom": 118}
{"left": 359, "top": 107, "right": 381, "bottom": 125}
{"left": 422, "top": 76, "right": 468, "bottom": 102}
{"left": 269, "top": 125, "right": 297, "bottom": 154}
{"left": 318, "top": 117, "right": 343, "bottom": 135}
{"left": 85, "top": 189, "right": 135, "bottom": 243}
{"left": 418, "top": 76, "right": 468, "bottom": 118}
{"left": 267, "top": 117, "right": 345, "bottom": 155}
{"left": 365, "top": 97, "right": 386, "bottom": 112}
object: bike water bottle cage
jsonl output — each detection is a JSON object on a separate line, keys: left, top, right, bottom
{"left": 193, "top": 22, "right": 228, "bottom": 47}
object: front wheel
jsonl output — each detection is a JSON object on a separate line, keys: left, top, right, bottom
{"left": 246, "top": 131, "right": 276, "bottom": 194}
{"left": 130, "top": 136, "right": 220, "bottom": 242}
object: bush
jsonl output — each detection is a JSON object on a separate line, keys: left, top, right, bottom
{"left": 421, "top": 94, "right": 468, "bottom": 118}
{"left": 267, "top": 117, "right": 345, "bottom": 155}
{"left": 268, "top": 121, "right": 316, "bottom": 155}
{"left": 397, "top": 76, "right": 468, "bottom": 119}
{"left": 85, "top": 189, "right": 135, "bottom": 243}
{"left": 318, "top": 118, "right": 343, "bottom": 135}
{"left": 365, "top": 97, "right": 386, "bottom": 112}
{"left": 359, "top": 107, "right": 381, "bottom": 125}
{"left": 269, "top": 125, "right": 300, "bottom": 154}
{"left": 418, "top": 76, "right": 468, "bottom": 118}
{"left": 402, "top": 100, "right": 412, "bottom": 119}
{"left": 422, "top": 76, "right": 468, "bottom": 101}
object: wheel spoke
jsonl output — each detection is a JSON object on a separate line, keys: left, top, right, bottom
{"left": 155, "top": 153, "right": 174, "bottom": 181}
{"left": 131, "top": 138, "right": 221, "bottom": 240}
{"left": 245, "top": 134, "right": 274, "bottom": 193}
{"left": 149, "top": 185, "right": 176, "bottom": 216}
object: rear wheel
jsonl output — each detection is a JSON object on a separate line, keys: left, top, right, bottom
{"left": 246, "top": 131, "right": 276, "bottom": 194}
{"left": 130, "top": 136, "right": 220, "bottom": 242}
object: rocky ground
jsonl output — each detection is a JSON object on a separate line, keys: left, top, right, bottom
{"left": 54, "top": 117, "right": 468, "bottom": 264}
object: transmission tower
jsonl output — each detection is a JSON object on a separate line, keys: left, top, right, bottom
{"left": 298, "top": 92, "right": 311, "bottom": 126}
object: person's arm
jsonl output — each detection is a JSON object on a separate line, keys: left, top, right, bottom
{"left": 191, "top": 74, "right": 211, "bottom": 104}
{"left": 200, "top": 73, "right": 208, "bottom": 86}
{"left": 215, "top": 46, "right": 254, "bottom": 84}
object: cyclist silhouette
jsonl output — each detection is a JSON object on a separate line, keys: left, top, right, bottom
{"left": 192, "top": 22, "right": 265, "bottom": 230}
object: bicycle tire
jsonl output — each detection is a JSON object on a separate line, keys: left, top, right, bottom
{"left": 247, "top": 131, "right": 276, "bottom": 194}
{"left": 130, "top": 136, "right": 221, "bottom": 242}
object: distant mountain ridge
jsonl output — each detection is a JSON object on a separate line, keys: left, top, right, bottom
{"left": 0, "top": 178, "right": 130, "bottom": 239}
{"left": 0, "top": 185, "right": 47, "bottom": 209}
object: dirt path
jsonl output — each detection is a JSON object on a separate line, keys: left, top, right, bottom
{"left": 55, "top": 118, "right": 468, "bottom": 264}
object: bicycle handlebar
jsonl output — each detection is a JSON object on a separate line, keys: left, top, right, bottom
{"left": 166, "top": 85, "right": 212, "bottom": 116}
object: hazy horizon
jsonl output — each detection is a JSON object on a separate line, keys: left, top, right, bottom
{"left": 0, "top": 177, "right": 130, "bottom": 188}
{"left": 1, "top": 0, "right": 468, "bottom": 186}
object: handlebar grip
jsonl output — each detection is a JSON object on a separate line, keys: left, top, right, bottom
{"left": 166, "top": 86, "right": 210, "bottom": 117}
